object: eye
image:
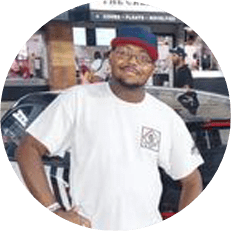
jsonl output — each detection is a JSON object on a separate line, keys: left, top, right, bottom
{"left": 115, "top": 49, "right": 126, "bottom": 55}
{"left": 139, "top": 55, "right": 152, "bottom": 63}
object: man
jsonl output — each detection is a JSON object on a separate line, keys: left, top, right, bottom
{"left": 16, "top": 26, "right": 204, "bottom": 230}
{"left": 94, "top": 51, "right": 111, "bottom": 81}
{"left": 170, "top": 46, "right": 194, "bottom": 89}
{"left": 90, "top": 51, "right": 105, "bottom": 83}
{"left": 91, "top": 51, "right": 103, "bottom": 72}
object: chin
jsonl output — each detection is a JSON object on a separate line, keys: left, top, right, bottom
{"left": 118, "top": 78, "right": 145, "bottom": 89}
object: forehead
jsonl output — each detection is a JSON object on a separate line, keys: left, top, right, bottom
{"left": 172, "top": 53, "right": 180, "bottom": 56}
{"left": 116, "top": 44, "right": 148, "bottom": 54}
{"left": 172, "top": 53, "right": 179, "bottom": 57}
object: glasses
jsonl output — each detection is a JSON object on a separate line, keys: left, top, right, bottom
{"left": 113, "top": 47, "right": 153, "bottom": 65}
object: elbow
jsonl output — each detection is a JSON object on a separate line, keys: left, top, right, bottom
{"left": 178, "top": 169, "right": 203, "bottom": 211}
{"left": 181, "top": 169, "right": 203, "bottom": 194}
{"left": 16, "top": 135, "right": 47, "bottom": 164}
{"left": 191, "top": 169, "right": 203, "bottom": 192}
{"left": 16, "top": 136, "right": 31, "bottom": 165}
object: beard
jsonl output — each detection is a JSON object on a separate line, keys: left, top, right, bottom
{"left": 173, "top": 60, "right": 180, "bottom": 66}
{"left": 110, "top": 64, "right": 151, "bottom": 89}
{"left": 115, "top": 77, "right": 146, "bottom": 89}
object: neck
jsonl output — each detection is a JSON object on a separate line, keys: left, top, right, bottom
{"left": 108, "top": 78, "right": 146, "bottom": 103}
{"left": 176, "top": 59, "right": 186, "bottom": 70}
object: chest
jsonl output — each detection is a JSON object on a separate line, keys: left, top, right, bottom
{"left": 76, "top": 98, "right": 170, "bottom": 160}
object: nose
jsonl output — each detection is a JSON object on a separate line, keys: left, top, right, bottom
{"left": 127, "top": 54, "right": 139, "bottom": 64}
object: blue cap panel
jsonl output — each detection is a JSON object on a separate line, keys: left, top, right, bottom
{"left": 117, "top": 26, "right": 157, "bottom": 48}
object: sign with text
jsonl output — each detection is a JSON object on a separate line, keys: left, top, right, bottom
{"left": 90, "top": 0, "right": 164, "bottom": 12}
{"left": 90, "top": 12, "right": 180, "bottom": 23}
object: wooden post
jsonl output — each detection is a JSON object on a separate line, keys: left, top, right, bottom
{"left": 45, "top": 21, "right": 76, "bottom": 90}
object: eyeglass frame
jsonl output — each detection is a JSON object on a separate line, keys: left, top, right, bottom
{"left": 111, "top": 46, "right": 154, "bottom": 65}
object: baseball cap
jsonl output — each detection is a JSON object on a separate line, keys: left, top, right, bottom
{"left": 111, "top": 26, "right": 158, "bottom": 61}
{"left": 169, "top": 46, "right": 187, "bottom": 58}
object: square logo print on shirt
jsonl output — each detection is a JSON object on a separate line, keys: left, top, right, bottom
{"left": 140, "top": 126, "right": 161, "bottom": 152}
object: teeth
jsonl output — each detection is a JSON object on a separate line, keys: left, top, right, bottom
{"left": 125, "top": 67, "right": 136, "bottom": 72}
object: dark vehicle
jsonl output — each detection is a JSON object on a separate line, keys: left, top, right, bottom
{"left": 1, "top": 90, "right": 230, "bottom": 219}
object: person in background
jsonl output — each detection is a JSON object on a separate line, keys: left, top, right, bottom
{"left": 185, "top": 33, "right": 200, "bottom": 70}
{"left": 94, "top": 50, "right": 111, "bottom": 81}
{"left": 170, "top": 46, "right": 194, "bottom": 89}
{"left": 90, "top": 51, "right": 105, "bottom": 82}
{"left": 91, "top": 51, "right": 103, "bottom": 72}
{"left": 74, "top": 56, "right": 82, "bottom": 85}
{"left": 8, "top": 55, "right": 20, "bottom": 77}
{"left": 28, "top": 53, "right": 36, "bottom": 78}
{"left": 80, "top": 64, "right": 104, "bottom": 84}
{"left": 80, "top": 64, "right": 91, "bottom": 84}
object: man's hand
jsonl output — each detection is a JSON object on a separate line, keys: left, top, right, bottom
{"left": 54, "top": 209, "right": 91, "bottom": 228}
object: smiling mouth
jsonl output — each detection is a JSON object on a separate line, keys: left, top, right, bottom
{"left": 121, "top": 66, "right": 140, "bottom": 74}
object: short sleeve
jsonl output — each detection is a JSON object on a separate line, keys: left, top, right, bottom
{"left": 26, "top": 91, "right": 76, "bottom": 157}
{"left": 159, "top": 114, "right": 204, "bottom": 180}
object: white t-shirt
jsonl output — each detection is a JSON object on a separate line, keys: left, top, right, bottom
{"left": 95, "top": 59, "right": 110, "bottom": 80}
{"left": 27, "top": 83, "right": 204, "bottom": 230}
{"left": 91, "top": 59, "right": 103, "bottom": 72}
{"left": 185, "top": 45, "right": 200, "bottom": 69}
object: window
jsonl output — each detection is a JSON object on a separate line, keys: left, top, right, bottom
{"left": 73, "top": 27, "right": 86, "bottom": 46}
{"left": 96, "top": 28, "right": 116, "bottom": 46}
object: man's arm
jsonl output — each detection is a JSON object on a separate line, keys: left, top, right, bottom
{"left": 16, "top": 135, "right": 55, "bottom": 206}
{"left": 16, "top": 135, "right": 91, "bottom": 227}
{"left": 178, "top": 169, "right": 203, "bottom": 211}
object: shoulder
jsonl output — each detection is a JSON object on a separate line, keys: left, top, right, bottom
{"left": 182, "top": 65, "right": 191, "bottom": 73}
{"left": 146, "top": 92, "right": 188, "bottom": 132}
{"left": 146, "top": 92, "right": 179, "bottom": 118}
{"left": 60, "top": 83, "right": 108, "bottom": 100}
{"left": 178, "top": 65, "right": 192, "bottom": 76}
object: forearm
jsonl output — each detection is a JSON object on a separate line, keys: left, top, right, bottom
{"left": 16, "top": 136, "right": 92, "bottom": 227}
{"left": 16, "top": 136, "right": 56, "bottom": 207}
{"left": 178, "top": 169, "right": 203, "bottom": 211}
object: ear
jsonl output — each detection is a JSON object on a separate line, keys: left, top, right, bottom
{"left": 150, "top": 62, "right": 156, "bottom": 72}
{"left": 109, "top": 52, "right": 113, "bottom": 65}
{"left": 152, "top": 62, "right": 156, "bottom": 69}
{"left": 148, "top": 63, "right": 156, "bottom": 77}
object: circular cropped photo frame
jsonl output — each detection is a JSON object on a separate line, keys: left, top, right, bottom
{"left": 0, "top": 1, "right": 230, "bottom": 231}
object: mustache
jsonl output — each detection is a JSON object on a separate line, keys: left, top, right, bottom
{"left": 120, "top": 65, "right": 141, "bottom": 74}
